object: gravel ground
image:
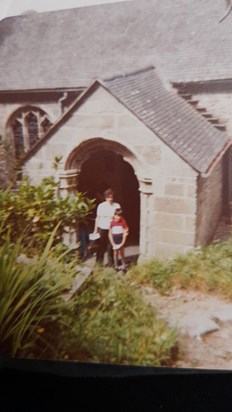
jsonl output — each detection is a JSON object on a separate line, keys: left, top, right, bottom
{"left": 143, "top": 287, "right": 232, "bottom": 371}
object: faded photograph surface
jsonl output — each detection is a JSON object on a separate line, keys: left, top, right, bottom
{"left": 1, "top": 0, "right": 232, "bottom": 370}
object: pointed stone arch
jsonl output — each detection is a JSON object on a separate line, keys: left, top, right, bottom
{"left": 65, "top": 137, "right": 143, "bottom": 175}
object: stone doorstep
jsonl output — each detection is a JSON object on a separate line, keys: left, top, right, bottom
{"left": 62, "top": 266, "right": 93, "bottom": 302}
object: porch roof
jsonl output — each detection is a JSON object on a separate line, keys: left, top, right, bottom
{"left": 22, "top": 67, "right": 231, "bottom": 175}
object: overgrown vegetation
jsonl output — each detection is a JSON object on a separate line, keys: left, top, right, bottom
{"left": 0, "top": 176, "right": 95, "bottom": 254}
{"left": 68, "top": 267, "right": 178, "bottom": 366}
{"left": 0, "top": 236, "right": 178, "bottom": 365}
{"left": 128, "top": 238, "right": 232, "bottom": 299}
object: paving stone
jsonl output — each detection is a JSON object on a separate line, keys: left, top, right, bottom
{"left": 177, "top": 313, "right": 219, "bottom": 338}
{"left": 212, "top": 307, "right": 232, "bottom": 323}
{"left": 62, "top": 266, "right": 93, "bottom": 301}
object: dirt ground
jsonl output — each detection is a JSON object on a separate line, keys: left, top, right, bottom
{"left": 143, "top": 287, "right": 232, "bottom": 371}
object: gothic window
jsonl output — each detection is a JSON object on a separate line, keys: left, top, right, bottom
{"left": 13, "top": 119, "right": 24, "bottom": 158}
{"left": 26, "top": 112, "right": 39, "bottom": 148}
{"left": 9, "top": 107, "right": 53, "bottom": 159}
{"left": 41, "top": 116, "right": 53, "bottom": 134}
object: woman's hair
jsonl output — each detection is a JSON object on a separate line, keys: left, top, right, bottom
{"left": 114, "top": 208, "right": 123, "bottom": 216}
{"left": 104, "top": 188, "right": 114, "bottom": 198}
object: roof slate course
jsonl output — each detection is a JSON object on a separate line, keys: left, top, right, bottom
{"left": 0, "top": 0, "right": 232, "bottom": 91}
{"left": 101, "top": 67, "right": 230, "bottom": 173}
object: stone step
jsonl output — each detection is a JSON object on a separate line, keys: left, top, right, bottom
{"left": 62, "top": 265, "right": 93, "bottom": 301}
{"left": 196, "top": 107, "right": 207, "bottom": 113}
{"left": 208, "top": 118, "right": 220, "bottom": 125}
{"left": 172, "top": 82, "right": 185, "bottom": 90}
{"left": 188, "top": 100, "right": 199, "bottom": 106}
{"left": 178, "top": 93, "right": 192, "bottom": 100}
{"left": 202, "top": 113, "right": 213, "bottom": 119}
{"left": 214, "top": 124, "right": 226, "bottom": 131}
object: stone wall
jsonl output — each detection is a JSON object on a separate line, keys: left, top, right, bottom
{"left": 196, "top": 158, "right": 224, "bottom": 246}
{"left": 191, "top": 91, "right": 230, "bottom": 242}
{"left": 23, "top": 85, "right": 198, "bottom": 259}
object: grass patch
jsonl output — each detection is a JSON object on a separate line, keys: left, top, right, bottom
{"left": 127, "top": 238, "right": 232, "bottom": 299}
{"left": 69, "top": 267, "right": 178, "bottom": 366}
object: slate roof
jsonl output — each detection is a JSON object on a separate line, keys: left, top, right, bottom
{"left": 0, "top": 0, "right": 232, "bottom": 91}
{"left": 23, "top": 67, "right": 231, "bottom": 175}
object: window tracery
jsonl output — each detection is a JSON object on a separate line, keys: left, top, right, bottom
{"left": 10, "top": 107, "right": 53, "bottom": 159}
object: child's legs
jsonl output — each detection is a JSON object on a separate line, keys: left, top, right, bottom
{"left": 113, "top": 250, "right": 119, "bottom": 268}
{"left": 119, "top": 247, "right": 126, "bottom": 268}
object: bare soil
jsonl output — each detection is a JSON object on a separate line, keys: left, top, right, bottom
{"left": 143, "top": 287, "right": 232, "bottom": 371}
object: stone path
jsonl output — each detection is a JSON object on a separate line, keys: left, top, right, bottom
{"left": 62, "top": 265, "right": 93, "bottom": 301}
{"left": 143, "top": 287, "right": 232, "bottom": 370}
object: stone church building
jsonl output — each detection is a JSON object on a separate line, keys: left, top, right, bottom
{"left": 0, "top": 0, "right": 232, "bottom": 260}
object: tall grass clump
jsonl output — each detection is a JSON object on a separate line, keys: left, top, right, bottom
{"left": 0, "top": 231, "right": 78, "bottom": 359}
{"left": 69, "top": 267, "right": 178, "bottom": 366}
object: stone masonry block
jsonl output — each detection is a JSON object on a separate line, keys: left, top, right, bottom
{"left": 164, "top": 183, "right": 185, "bottom": 197}
{"left": 71, "top": 114, "right": 115, "bottom": 129}
{"left": 142, "top": 145, "right": 162, "bottom": 164}
{"left": 155, "top": 213, "right": 184, "bottom": 231}
{"left": 187, "top": 185, "right": 196, "bottom": 198}
{"left": 24, "top": 159, "right": 44, "bottom": 172}
{"left": 155, "top": 243, "right": 186, "bottom": 259}
{"left": 78, "top": 98, "right": 125, "bottom": 114}
{"left": 45, "top": 144, "right": 68, "bottom": 160}
{"left": 185, "top": 216, "right": 196, "bottom": 232}
{"left": 117, "top": 128, "right": 155, "bottom": 144}
{"left": 155, "top": 197, "right": 196, "bottom": 215}
{"left": 158, "top": 229, "right": 195, "bottom": 246}
{"left": 117, "top": 114, "right": 138, "bottom": 128}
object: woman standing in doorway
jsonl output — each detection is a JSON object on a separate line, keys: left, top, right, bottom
{"left": 94, "top": 188, "right": 120, "bottom": 266}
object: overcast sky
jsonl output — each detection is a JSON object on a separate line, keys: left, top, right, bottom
{"left": 0, "top": 0, "right": 131, "bottom": 20}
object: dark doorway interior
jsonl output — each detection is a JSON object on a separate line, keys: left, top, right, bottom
{"left": 78, "top": 149, "right": 140, "bottom": 245}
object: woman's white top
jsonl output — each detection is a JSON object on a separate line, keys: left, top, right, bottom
{"left": 96, "top": 201, "right": 120, "bottom": 230}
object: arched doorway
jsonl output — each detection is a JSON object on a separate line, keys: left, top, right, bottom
{"left": 78, "top": 149, "right": 140, "bottom": 245}
{"left": 62, "top": 137, "right": 154, "bottom": 259}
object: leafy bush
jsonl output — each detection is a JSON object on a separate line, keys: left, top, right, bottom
{"left": 0, "top": 176, "right": 95, "bottom": 254}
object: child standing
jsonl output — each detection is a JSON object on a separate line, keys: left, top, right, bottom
{"left": 109, "top": 208, "right": 129, "bottom": 273}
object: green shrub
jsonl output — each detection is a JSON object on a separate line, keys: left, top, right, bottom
{"left": 0, "top": 176, "right": 95, "bottom": 254}
{"left": 127, "top": 238, "right": 232, "bottom": 299}
{"left": 68, "top": 267, "right": 178, "bottom": 366}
